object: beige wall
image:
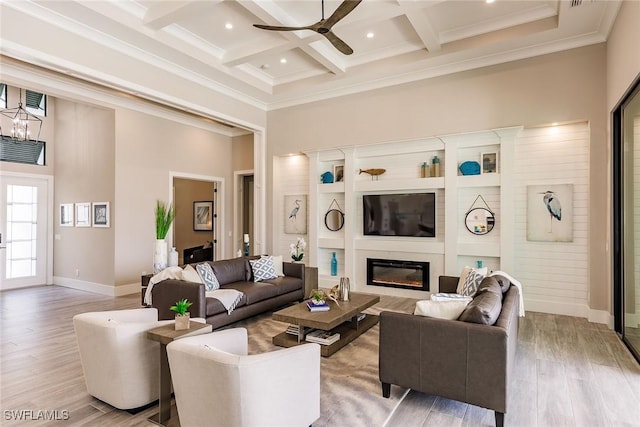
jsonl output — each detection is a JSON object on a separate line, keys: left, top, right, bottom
{"left": 232, "top": 134, "right": 254, "bottom": 171}
{"left": 606, "top": 1, "right": 640, "bottom": 110}
{"left": 114, "top": 108, "right": 233, "bottom": 286}
{"left": 173, "top": 178, "right": 216, "bottom": 264}
{"left": 266, "top": 44, "right": 609, "bottom": 311}
{"left": 53, "top": 99, "right": 116, "bottom": 285}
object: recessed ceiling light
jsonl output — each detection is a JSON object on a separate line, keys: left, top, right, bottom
{"left": 280, "top": 58, "right": 287, "bottom": 64}
{"left": 366, "top": 32, "right": 374, "bottom": 39}
{"left": 486, "top": 0, "right": 495, "bottom": 3}
{"left": 225, "top": 22, "right": 233, "bottom": 30}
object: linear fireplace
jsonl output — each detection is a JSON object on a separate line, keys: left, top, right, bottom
{"left": 366, "top": 258, "right": 429, "bottom": 291}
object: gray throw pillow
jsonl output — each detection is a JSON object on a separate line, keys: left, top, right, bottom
{"left": 458, "top": 288, "right": 502, "bottom": 325}
{"left": 196, "top": 262, "right": 220, "bottom": 291}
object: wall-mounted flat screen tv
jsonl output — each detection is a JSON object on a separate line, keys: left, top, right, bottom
{"left": 363, "top": 193, "right": 436, "bottom": 237}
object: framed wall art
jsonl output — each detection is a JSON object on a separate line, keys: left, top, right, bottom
{"left": 527, "top": 184, "right": 573, "bottom": 242}
{"left": 284, "top": 194, "right": 307, "bottom": 234}
{"left": 481, "top": 152, "right": 498, "bottom": 174}
{"left": 60, "top": 203, "right": 74, "bottom": 227}
{"left": 193, "top": 201, "right": 213, "bottom": 231}
{"left": 92, "top": 202, "right": 110, "bottom": 228}
{"left": 334, "top": 165, "right": 344, "bottom": 183}
{"left": 75, "top": 202, "right": 91, "bottom": 227}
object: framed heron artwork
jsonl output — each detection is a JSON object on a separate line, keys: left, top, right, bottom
{"left": 526, "top": 184, "right": 573, "bottom": 242}
{"left": 284, "top": 194, "right": 307, "bottom": 234}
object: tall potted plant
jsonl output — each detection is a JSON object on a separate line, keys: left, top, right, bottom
{"left": 154, "top": 200, "right": 175, "bottom": 273}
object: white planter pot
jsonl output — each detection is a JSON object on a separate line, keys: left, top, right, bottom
{"left": 175, "top": 313, "right": 190, "bottom": 330}
{"left": 154, "top": 239, "right": 168, "bottom": 273}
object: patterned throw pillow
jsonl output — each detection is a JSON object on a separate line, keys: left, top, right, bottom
{"left": 196, "top": 263, "right": 220, "bottom": 291}
{"left": 459, "top": 268, "right": 486, "bottom": 297}
{"left": 249, "top": 257, "right": 277, "bottom": 282}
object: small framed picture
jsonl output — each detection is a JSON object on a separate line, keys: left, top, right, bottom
{"left": 481, "top": 152, "right": 498, "bottom": 174}
{"left": 75, "top": 202, "right": 91, "bottom": 227}
{"left": 60, "top": 204, "right": 74, "bottom": 227}
{"left": 193, "top": 201, "right": 213, "bottom": 231}
{"left": 333, "top": 164, "right": 344, "bottom": 183}
{"left": 92, "top": 202, "right": 110, "bottom": 228}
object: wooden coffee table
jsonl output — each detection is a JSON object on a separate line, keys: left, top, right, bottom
{"left": 272, "top": 292, "right": 380, "bottom": 357}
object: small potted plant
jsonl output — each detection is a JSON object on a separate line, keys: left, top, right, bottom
{"left": 310, "top": 289, "right": 326, "bottom": 305}
{"left": 170, "top": 298, "right": 192, "bottom": 330}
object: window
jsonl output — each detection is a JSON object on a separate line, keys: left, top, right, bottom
{"left": 25, "top": 90, "right": 46, "bottom": 117}
{"left": 0, "top": 138, "right": 45, "bottom": 166}
{"left": 0, "top": 83, "right": 6, "bottom": 108}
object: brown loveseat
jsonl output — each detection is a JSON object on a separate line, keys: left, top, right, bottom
{"left": 379, "top": 275, "right": 520, "bottom": 427}
{"left": 151, "top": 256, "right": 305, "bottom": 329}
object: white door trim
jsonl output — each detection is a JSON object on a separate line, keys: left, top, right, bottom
{"left": 0, "top": 171, "right": 54, "bottom": 287}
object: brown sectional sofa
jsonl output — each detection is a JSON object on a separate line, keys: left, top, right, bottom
{"left": 151, "top": 256, "right": 305, "bottom": 329}
{"left": 379, "top": 275, "right": 520, "bottom": 427}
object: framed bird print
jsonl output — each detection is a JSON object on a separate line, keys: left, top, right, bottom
{"left": 284, "top": 194, "right": 307, "bottom": 234}
{"left": 526, "top": 184, "right": 573, "bottom": 242}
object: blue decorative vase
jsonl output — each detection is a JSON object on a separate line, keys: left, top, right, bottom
{"left": 330, "top": 252, "right": 338, "bottom": 276}
{"left": 321, "top": 171, "right": 334, "bottom": 183}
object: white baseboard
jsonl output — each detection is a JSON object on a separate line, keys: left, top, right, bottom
{"left": 53, "top": 276, "right": 140, "bottom": 297}
{"left": 525, "top": 298, "right": 613, "bottom": 328}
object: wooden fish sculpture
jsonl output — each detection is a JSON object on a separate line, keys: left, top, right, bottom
{"left": 359, "top": 168, "right": 386, "bottom": 181}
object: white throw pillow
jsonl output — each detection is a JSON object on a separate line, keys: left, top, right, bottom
{"left": 271, "top": 255, "right": 284, "bottom": 277}
{"left": 181, "top": 265, "right": 203, "bottom": 284}
{"left": 250, "top": 257, "right": 277, "bottom": 282}
{"left": 414, "top": 299, "right": 471, "bottom": 320}
{"left": 456, "top": 266, "right": 488, "bottom": 296}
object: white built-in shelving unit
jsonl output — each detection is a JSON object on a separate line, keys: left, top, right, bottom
{"left": 306, "top": 127, "right": 521, "bottom": 296}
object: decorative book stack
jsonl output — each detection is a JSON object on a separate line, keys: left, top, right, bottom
{"left": 306, "top": 300, "right": 330, "bottom": 312}
{"left": 285, "top": 325, "right": 314, "bottom": 336}
{"left": 305, "top": 330, "right": 340, "bottom": 345}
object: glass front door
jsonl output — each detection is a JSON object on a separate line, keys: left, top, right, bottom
{"left": 0, "top": 175, "right": 48, "bottom": 289}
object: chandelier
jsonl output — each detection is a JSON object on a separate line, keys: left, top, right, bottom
{"left": 0, "top": 89, "right": 42, "bottom": 142}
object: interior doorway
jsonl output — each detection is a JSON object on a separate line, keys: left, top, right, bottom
{"left": 172, "top": 175, "right": 220, "bottom": 264}
{"left": 234, "top": 170, "right": 254, "bottom": 256}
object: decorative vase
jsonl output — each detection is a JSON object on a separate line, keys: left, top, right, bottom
{"left": 330, "top": 252, "right": 338, "bottom": 276}
{"left": 154, "top": 239, "right": 168, "bottom": 273}
{"left": 175, "top": 313, "right": 190, "bottom": 330}
{"left": 292, "top": 254, "right": 304, "bottom": 263}
{"left": 168, "top": 247, "right": 179, "bottom": 267}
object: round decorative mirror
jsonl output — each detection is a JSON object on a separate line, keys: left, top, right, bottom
{"left": 465, "top": 207, "right": 495, "bottom": 235}
{"left": 325, "top": 209, "right": 345, "bottom": 231}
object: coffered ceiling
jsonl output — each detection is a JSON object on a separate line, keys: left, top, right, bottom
{"left": 0, "top": 0, "right": 622, "bottom": 112}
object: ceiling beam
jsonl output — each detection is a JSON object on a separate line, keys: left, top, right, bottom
{"left": 143, "top": 1, "right": 218, "bottom": 30}
{"left": 237, "top": 0, "right": 345, "bottom": 75}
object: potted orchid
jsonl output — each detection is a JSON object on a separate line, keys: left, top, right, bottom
{"left": 289, "top": 237, "right": 306, "bottom": 262}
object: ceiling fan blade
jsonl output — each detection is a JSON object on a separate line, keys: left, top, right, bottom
{"left": 253, "top": 24, "right": 310, "bottom": 31}
{"left": 323, "top": 30, "right": 354, "bottom": 55}
{"left": 323, "top": 0, "right": 363, "bottom": 29}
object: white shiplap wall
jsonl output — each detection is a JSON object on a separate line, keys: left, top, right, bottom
{"left": 273, "top": 154, "right": 309, "bottom": 260}
{"left": 513, "top": 123, "right": 590, "bottom": 317}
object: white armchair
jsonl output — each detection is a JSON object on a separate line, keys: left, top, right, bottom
{"left": 167, "top": 328, "right": 321, "bottom": 427}
{"left": 72, "top": 308, "right": 172, "bottom": 410}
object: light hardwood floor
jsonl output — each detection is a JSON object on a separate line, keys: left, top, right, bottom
{"left": 1, "top": 285, "right": 639, "bottom": 427}
{"left": 385, "top": 311, "right": 640, "bottom": 427}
